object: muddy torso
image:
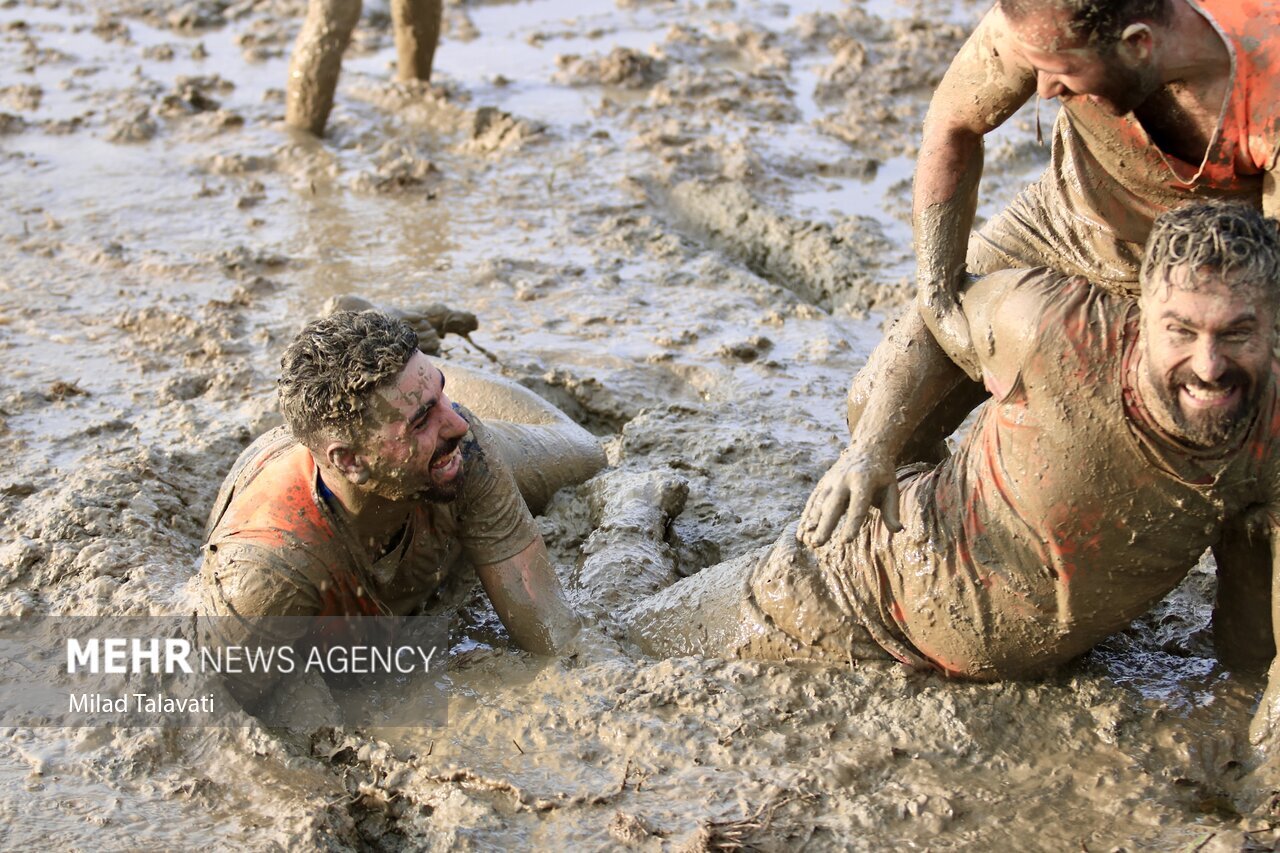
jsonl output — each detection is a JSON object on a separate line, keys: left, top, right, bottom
{"left": 1051, "top": 0, "right": 1280, "bottom": 246}
{"left": 200, "top": 407, "right": 537, "bottom": 620}
{"left": 855, "top": 270, "right": 1280, "bottom": 679}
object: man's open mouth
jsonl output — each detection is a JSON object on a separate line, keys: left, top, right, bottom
{"left": 430, "top": 441, "right": 461, "bottom": 471}
{"left": 1180, "top": 382, "right": 1240, "bottom": 409}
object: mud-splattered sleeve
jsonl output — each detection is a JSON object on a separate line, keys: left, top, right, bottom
{"left": 197, "top": 540, "right": 323, "bottom": 711}
{"left": 452, "top": 411, "right": 540, "bottom": 567}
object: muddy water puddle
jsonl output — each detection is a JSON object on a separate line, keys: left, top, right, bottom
{"left": 0, "top": 0, "right": 1275, "bottom": 848}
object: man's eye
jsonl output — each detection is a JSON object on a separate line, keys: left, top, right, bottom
{"left": 1166, "top": 326, "right": 1194, "bottom": 339}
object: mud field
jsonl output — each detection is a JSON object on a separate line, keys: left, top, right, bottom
{"left": 0, "top": 0, "right": 1277, "bottom": 849}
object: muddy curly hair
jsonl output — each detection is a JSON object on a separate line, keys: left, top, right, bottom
{"left": 999, "top": 0, "right": 1170, "bottom": 46}
{"left": 278, "top": 310, "right": 419, "bottom": 448}
{"left": 1140, "top": 201, "right": 1280, "bottom": 303}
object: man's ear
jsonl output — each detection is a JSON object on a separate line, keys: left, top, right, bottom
{"left": 324, "top": 441, "right": 369, "bottom": 485}
{"left": 1117, "top": 23, "right": 1154, "bottom": 63}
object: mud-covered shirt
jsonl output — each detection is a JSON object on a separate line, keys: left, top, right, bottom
{"left": 197, "top": 407, "right": 537, "bottom": 702}
{"left": 826, "top": 270, "right": 1280, "bottom": 678}
{"left": 1052, "top": 0, "right": 1280, "bottom": 246}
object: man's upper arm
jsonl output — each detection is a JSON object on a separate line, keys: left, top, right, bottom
{"left": 455, "top": 419, "right": 540, "bottom": 567}
{"left": 198, "top": 542, "right": 321, "bottom": 709}
{"left": 922, "top": 7, "right": 1037, "bottom": 138}
{"left": 958, "top": 268, "right": 1059, "bottom": 396}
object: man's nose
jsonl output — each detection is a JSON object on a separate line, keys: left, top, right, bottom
{"left": 1191, "top": 338, "right": 1227, "bottom": 383}
{"left": 441, "top": 399, "right": 469, "bottom": 438}
{"left": 1036, "top": 72, "right": 1066, "bottom": 100}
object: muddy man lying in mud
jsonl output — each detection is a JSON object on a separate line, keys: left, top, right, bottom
{"left": 197, "top": 309, "right": 604, "bottom": 713}
{"left": 627, "top": 202, "right": 1280, "bottom": 752}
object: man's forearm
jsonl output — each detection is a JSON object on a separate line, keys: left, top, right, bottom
{"left": 478, "top": 537, "right": 581, "bottom": 655}
{"left": 846, "top": 305, "right": 971, "bottom": 462}
{"left": 913, "top": 124, "right": 983, "bottom": 288}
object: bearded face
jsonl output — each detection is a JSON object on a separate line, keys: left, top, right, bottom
{"left": 358, "top": 351, "right": 471, "bottom": 502}
{"left": 1138, "top": 275, "right": 1275, "bottom": 449}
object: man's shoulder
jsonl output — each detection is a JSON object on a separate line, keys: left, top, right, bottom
{"left": 968, "top": 267, "right": 1125, "bottom": 377}
{"left": 205, "top": 425, "right": 335, "bottom": 551}
{"left": 1203, "top": 0, "right": 1280, "bottom": 49}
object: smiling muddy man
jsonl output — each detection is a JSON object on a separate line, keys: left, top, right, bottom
{"left": 197, "top": 310, "right": 604, "bottom": 714}
{"left": 850, "top": 0, "right": 1280, "bottom": 497}
{"left": 624, "top": 202, "right": 1280, "bottom": 763}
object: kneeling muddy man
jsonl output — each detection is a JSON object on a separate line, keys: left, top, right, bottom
{"left": 629, "top": 202, "right": 1280, "bottom": 752}
{"left": 198, "top": 310, "right": 604, "bottom": 713}
{"left": 286, "top": 0, "right": 442, "bottom": 136}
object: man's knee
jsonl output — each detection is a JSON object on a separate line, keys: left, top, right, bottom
{"left": 748, "top": 531, "right": 856, "bottom": 657}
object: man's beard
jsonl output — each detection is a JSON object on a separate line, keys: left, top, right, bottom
{"left": 368, "top": 436, "right": 466, "bottom": 503}
{"left": 415, "top": 435, "right": 465, "bottom": 503}
{"left": 1147, "top": 362, "right": 1259, "bottom": 448}
{"left": 1091, "top": 60, "right": 1160, "bottom": 116}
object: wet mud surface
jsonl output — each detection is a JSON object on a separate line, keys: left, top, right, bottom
{"left": 1, "top": 0, "right": 1277, "bottom": 848}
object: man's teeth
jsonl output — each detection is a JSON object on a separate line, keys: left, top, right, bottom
{"left": 1183, "top": 385, "right": 1232, "bottom": 402}
{"left": 431, "top": 447, "right": 458, "bottom": 469}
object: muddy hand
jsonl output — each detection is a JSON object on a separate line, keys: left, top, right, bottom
{"left": 918, "top": 284, "right": 980, "bottom": 381}
{"left": 798, "top": 447, "right": 902, "bottom": 549}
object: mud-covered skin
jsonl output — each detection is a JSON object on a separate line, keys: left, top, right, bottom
{"left": 636, "top": 268, "right": 1280, "bottom": 734}
{"left": 285, "top": 0, "right": 442, "bottom": 136}
{"left": 7, "top": 0, "right": 1280, "bottom": 845}
{"left": 200, "top": 365, "right": 604, "bottom": 707}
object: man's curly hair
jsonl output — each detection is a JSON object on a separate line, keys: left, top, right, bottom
{"left": 1000, "top": 0, "right": 1169, "bottom": 47}
{"left": 278, "top": 311, "right": 419, "bottom": 448}
{"left": 1140, "top": 201, "right": 1280, "bottom": 302}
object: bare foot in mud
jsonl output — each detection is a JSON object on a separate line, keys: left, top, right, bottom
{"left": 320, "top": 294, "right": 478, "bottom": 355}
{"left": 576, "top": 470, "right": 690, "bottom": 614}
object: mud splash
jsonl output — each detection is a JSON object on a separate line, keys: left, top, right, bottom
{"left": 1, "top": 0, "right": 1276, "bottom": 848}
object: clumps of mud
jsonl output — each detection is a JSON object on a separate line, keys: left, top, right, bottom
{"left": 106, "top": 106, "right": 159, "bottom": 142}
{"left": 655, "top": 179, "right": 904, "bottom": 315}
{"left": 798, "top": 10, "right": 968, "bottom": 159}
{"left": 0, "top": 112, "right": 25, "bottom": 134}
{"left": 1, "top": 83, "right": 41, "bottom": 112}
{"left": 0, "top": 438, "right": 241, "bottom": 612}
{"left": 348, "top": 141, "right": 439, "bottom": 194}
{"left": 458, "top": 106, "right": 544, "bottom": 155}
{"left": 554, "top": 46, "right": 666, "bottom": 89}
{"left": 159, "top": 74, "right": 232, "bottom": 116}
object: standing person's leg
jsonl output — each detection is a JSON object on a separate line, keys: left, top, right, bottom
{"left": 390, "top": 0, "right": 443, "bottom": 82}
{"left": 438, "top": 363, "right": 606, "bottom": 515}
{"left": 285, "top": 0, "right": 362, "bottom": 136}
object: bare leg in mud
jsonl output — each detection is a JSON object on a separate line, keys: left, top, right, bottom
{"left": 285, "top": 0, "right": 443, "bottom": 136}
{"left": 599, "top": 510, "right": 891, "bottom": 664}
{"left": 285, "top": 0, "right": 361, "bottom": 136}
{"left": 576, "top": 471, "right": 689, "bottom": 616}
{"left": 391, "top": 0, "right": 443, "bottom": 82}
